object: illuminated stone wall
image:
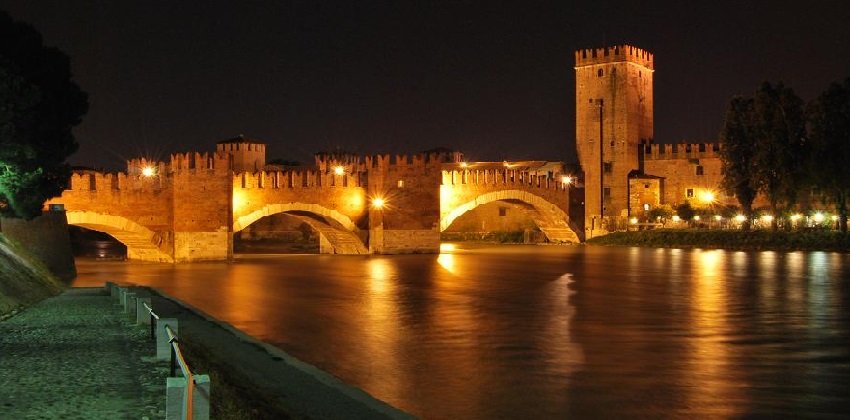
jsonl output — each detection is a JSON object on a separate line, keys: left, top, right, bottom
{"left": 575, "top": 45, "right": 654, "bottom": 230}
{"left": 439, "top": 164, "right": 579, "bottom": 243}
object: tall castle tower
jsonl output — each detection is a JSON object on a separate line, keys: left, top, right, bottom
{"left": 575, "top": 45, "right": 653, "bottom": 233}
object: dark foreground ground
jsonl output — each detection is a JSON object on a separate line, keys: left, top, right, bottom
{"left": 0, "top": 285, "right": 412, "bottom": 419}
{"left": 0, "top": 288, "right": 166, "bottom": 419}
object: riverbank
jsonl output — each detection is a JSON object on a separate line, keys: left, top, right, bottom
{"left": 145, "top": 288, "right": 413, "bottom": 420}
{"left": 587, "top": 229, "right": 850, "bottom": 252}
{"left": 0, "top": 288, "right": 166, "bottom": 418}
{"left": 0, "top": 233, "right": 64, "bottom": 319}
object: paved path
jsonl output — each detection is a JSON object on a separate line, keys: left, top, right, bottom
{"left": 0, "top": 288, "right": 166, "bottom": 419}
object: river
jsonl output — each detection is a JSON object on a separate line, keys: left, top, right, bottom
{"left": 73, "top": 244, "right": 850, "bottom": 418}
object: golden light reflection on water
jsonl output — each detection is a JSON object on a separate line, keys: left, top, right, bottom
{"left": 437, "top": 253, "right": 457, "bottom": 274}
{"left": 362, "top": 258, "right": 404, "bottom": 402}
{"left": 688, "top": 249, "right": 742, "bottom": 416}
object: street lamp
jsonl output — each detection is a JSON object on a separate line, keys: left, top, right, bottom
{"left": 141, "top": 166, "right": 156, "bottom": 177}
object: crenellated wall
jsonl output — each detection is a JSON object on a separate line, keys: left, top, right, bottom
{"left": 439, "top": 162, "right": 580, "bottom": 243}
{"left": 49, "top": 143, "right": 578, "bottom": 259}
{"left": 575, "top": 44, "right": 654, "bottom": 234}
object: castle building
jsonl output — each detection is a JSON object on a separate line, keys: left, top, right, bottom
{"left": 575, "top": 45, "right": 734, "bottom": 235}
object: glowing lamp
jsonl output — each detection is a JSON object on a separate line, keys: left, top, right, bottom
{"left": 372, "top": 197, "right": 386, "bottom": 209}
{"left": 790, "top": 214, "right": 802, "bottom": 221}
{"left": 460, "top": 162, "right": 468, "bottom": 168}
{"left": 693, "top": 215, "right": 701, "bottom": 221}
{"left": 813, "top": 212, "right": 825, "bottom": 223}
{"left": 141, "top": 166, "right": 156, "bottom": 177}
{"left": 714, "top": 215, "right": 722, "bottom": 221}
{"left": 561, "top": 176, "right": 572, "bottom": 185}
{"left": 698, "top": 190, "right": 715, "bottom": 204}
{"left": 761, "top": 215, "right": 774, "bottom": 223}
{"left": 735, "top": 214, "right": 746, "bottom": 223}
{"left": 333, "top": 166, "right": 345, "bottom": 176}
{"left": 672, "top": 215, "right": 681, "bottom": 222}
{"left": 629, "top": 217, "right": 638, "bottom": 224}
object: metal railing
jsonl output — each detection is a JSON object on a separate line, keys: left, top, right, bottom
{"left": 142, "top": 299, "right": 203, "bottom": 420}
{"left": 143, "top": 302, "right": 159, "bottom": 340}
{"left": 165, "top": 324, "right": 196, "bottom": 419}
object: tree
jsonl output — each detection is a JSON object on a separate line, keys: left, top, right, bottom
{"left": 0, "top": 11, "right": 87, "bottom": 219}
{"left": 808, "top": 78, "right": 850, "bottom": 232}
{"left": 720, "top": 96, "right": 758, "bottom": 227}
{"left": 751, "top": 82, "right": 807, "bottom": 230}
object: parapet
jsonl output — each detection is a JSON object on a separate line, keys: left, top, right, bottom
{"left": 641, "top": 142, "right": 721, "bottom": 160}
{"left": 215, "top": 136, "right": 266, "bottom": 154}
{"left": 575, "top": 44, "right": 653, "bottom": 69}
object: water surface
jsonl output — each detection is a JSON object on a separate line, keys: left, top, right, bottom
{"left": 74, "top": 245, "right": 850, "bottom": 418}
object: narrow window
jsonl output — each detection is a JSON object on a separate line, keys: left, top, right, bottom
{"left": 686, "top": 188, "right": 694, "bottom": 198}
{"left": 397, "top": 179, "right": 404, "bottom": 188}
{"left": 597, "top": 69, "right": 604, "bottom": 77}
{"left": 499, "top": 207, "right": 507, "bottom": 217}
{"left": 603, "top": 188, "right": 611, "bottom": 198}
{"left": 603, "top": 162, "right": 613, "bottom": 173}
{"left": 696, "top": 166, "right": 704, "bottom": 176}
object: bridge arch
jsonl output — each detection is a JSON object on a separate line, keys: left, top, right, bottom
{"left": 234, "top": 203, "right": 367, "bottom": 254}
{"left": 440, "top": 189, "right": 579, "bottom": 243}
{"left": 65, "top": 211, "right": 173, "bottom": 262}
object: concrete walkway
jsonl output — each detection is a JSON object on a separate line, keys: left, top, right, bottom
{"left": 0, "top": 288, "right": 166, "bottom": 419}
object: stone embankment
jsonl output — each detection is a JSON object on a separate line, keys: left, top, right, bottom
{"left": 147, "top": 290, "right": 413, "bottom": 419}
{"left": 0, "top": 233, "right": 64, "bottom": 319}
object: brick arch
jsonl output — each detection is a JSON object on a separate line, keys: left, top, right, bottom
{"left": 440, "top": 190, "right": 580, "bottom": 243}
{"left": 65, "top": 211, "right": 173, "bottom": 262}
{"left": 234, "top": 203, "right": 367, "bottom": 254}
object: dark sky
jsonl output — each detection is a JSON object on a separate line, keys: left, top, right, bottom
{"left": 3, "top": 1, "right": 849, "bottom": 170}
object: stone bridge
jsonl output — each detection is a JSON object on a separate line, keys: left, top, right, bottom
{"left": 440, "top": 164, "right": 580, "bottom": 243}
{"left": 48, "top": 141, "right": 580, "bottom": 262}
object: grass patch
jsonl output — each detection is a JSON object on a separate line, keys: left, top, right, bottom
{"left": 587, "top": 229, "right": 850, "bottom": 252}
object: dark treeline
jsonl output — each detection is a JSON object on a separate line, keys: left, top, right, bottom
{"left": 720, "top": 78, "right": 850, "bottom": 232}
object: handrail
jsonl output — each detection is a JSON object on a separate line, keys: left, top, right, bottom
{"left": 143, "top": 302, "right": 159, "bottom": 340}
{"left": 165, "top": 324, "right": 195, "bottom": 419}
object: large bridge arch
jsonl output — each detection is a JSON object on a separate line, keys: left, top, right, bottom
{"left": 440, "top": 189, "right": 580, "bottom": 243}
{"left": 234, "top": 203, "right": 367, "bottom": 254}
{"left": 65, "top": 211, "right": 173, "bottom": 262}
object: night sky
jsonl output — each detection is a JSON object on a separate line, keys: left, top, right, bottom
{"left": 3, "top": 1, "right": 849, "bottom": 170}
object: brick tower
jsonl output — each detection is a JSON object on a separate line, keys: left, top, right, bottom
{"left": 575, "top": 45, "right": 653, "bottom": 234}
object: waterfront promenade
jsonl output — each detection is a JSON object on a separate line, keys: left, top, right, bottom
{"left": 0, "top": 288, "right": 166, "bottom": 419}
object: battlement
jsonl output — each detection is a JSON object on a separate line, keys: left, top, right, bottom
{"left": 67, "top": 170, "right": 165, "bottom": 191}
{"left": 441, "top": 168, "right": 570, "bottom": 191}
{"left": 169, "top": 151, "right": 231, "bottom": 173}
{"left": 575, "top": 44, "right": 653, "bottom": 69}
{"left": 234, "top": 168, "right": 366, "bottom": 190}
{"left": 216, "top": 137, "right": 266, "bottom": 153}
{"left": 641, "top": 142, "right": 721, "bottom": 160}
{"left": 365, "top": 151, "right": 464, "bottom": 169}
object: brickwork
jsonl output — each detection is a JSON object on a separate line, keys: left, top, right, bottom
{"left": 576, "top": 45, "right": 654, "bottom": 231}
{"left": 439, "top": 163, "right": 580, "bottom": 243}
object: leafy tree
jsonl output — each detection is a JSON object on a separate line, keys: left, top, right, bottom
{"left": 751, "top": 82, "right": 807, "bottom": 230}
{"left": 647, "top": 204, "right": 673, "bottom": 222}
{"left": 0, "top": 11, "right": 87, "bottom": 219}
{"left": 675, "top": 201, "right": 695, "bottom": 222}
{"left": 808, "top": 78, "right": 850, "bottom": 232}
{"left": 719, "top": 96, "right": 758, "bottom": 225}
